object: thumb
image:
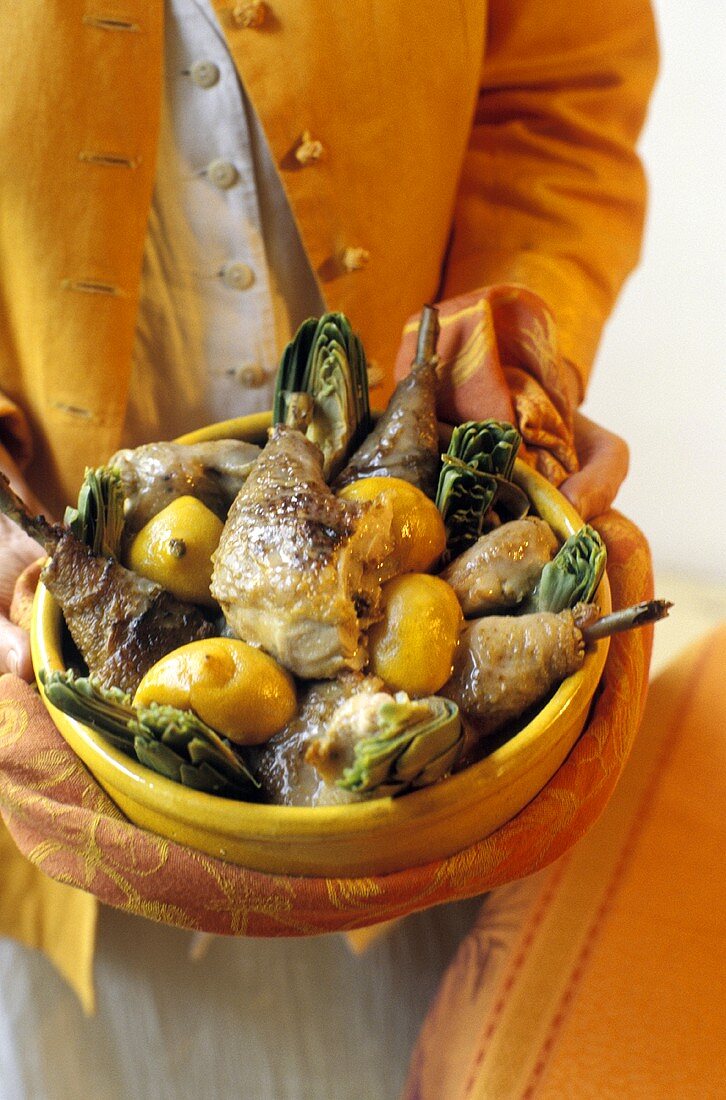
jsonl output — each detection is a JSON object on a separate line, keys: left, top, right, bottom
{"left": 0, "top": 614, "right": 33, "bottom": 680}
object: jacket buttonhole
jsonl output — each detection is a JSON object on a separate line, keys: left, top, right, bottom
{"left": 61, "top": 278, "right": 124, "bottom": 297}
{"left": 79, "top": 151, "right": 140, "bottom": 169}
{"left": 82, "top": 15, "right": 141, "bottom": 32}
{"left": 49, "top": 402, "right": 94, "bottom": 420}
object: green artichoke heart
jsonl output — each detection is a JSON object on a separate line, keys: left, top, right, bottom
{"left": 338, "top": 695, "right": 462, "bottom": 796}
{"left": 273, "top": 312, "right": 371, "bottom": 480}
{"left": 531, "top": 524, "right": 607, "bottom": 613}
{"left": 64, "top": 465, "right": 126, "bottom": 560}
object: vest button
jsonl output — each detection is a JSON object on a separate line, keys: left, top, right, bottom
{"left": 207, "top": 159, "right": 239, "bottom": 190}
{"left": 221, "top": 262, "right": 255, "bottom": 290}
{"left": 190, "top": 60, "right": 220, "bottom": 89}
{"left": 236, "top": 362, "right": 266, "bottom": 387}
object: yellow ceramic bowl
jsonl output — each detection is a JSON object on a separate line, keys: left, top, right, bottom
{"left": 31, "top": 414, "right": 610, "bottom": 877}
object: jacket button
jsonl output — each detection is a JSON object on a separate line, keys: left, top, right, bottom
{"left": 207, "top": 159, "right": 239, "bottom": 189}
{"left": 236, "top": 362, "right": 266, "bottom": 387}
{"left": 221, "top": 262, "right": 255, "bottom": 290}
{"left": 341, "top": 246, "right": 370, "bottom": 273}
{"left": 295, "top": 131, "right": 324, "bottom": 166}
{"left": 232, "top": 1, "right": 268, "bottom": 28}
{"left": 190, "top": 60, "right": 220, "bottom": 89}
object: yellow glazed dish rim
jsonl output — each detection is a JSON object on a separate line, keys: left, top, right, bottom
{"left": 31, "top": 413, "right": 611, "bottom": 877}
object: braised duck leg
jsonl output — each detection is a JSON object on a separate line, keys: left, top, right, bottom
{"left": 334, "top": 305, "right": 441, "bottom": 498}
{"left": 108, "top": 438, "right": 261, "bottom": 537}
{"left": 444, "top": 600, "right": 671, "bottom": 742}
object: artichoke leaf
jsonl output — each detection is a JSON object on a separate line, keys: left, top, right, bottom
{"left": 130, "top": 704, "right": 259, "bottom": 791}
{"left": 133, "top": 735, "right": 184, "bottom": 782}
{"left": 41, "top": 669, "right": 134, "bottom": 746}
{"left": 394, "top": 715, "right": 462, "bottom": 775}
{"left": 414, "top": 741, "right": 463, "bottom": 788}
{"left": 530, "top": 525, "right": 607, "bottom": 613}
{"left": 41, "top": 670, "right": 259, "bottom": 799}
{"left": 273, "top": 317, "right": 318, "bottom": 424}
{"left": 447, "top": 420, "right": 521, "bottom": 479}
{"left": 178, "top": 760, "right": 245, "bottom": 796}
{"left": 435, "top": 461, "right": 499, "bottom": 561}
{"left": 436, "top": 420, "right": 523, "bottom": 561}
{"left": 64, "top": 466, "right": 126, "bottom": 560}
{"left": 305, "top": 332, "right": 356, "bottom": 475}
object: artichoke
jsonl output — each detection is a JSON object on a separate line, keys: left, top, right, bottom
{"left": 40, "top": 670, "right": 259, "bottom": 800}
{"left": 273, "top": 312, "right": 371, "bottom": 480}
{"left": 447, "top": 420, "right": 521, "bottom": 479}
{"left": 530, "top": 524, "right": 607, "bottom": 613}
{"left": 64, "top": 466, "right": 125, "bottom": 559}
{"left": 435, "top": 420, "right": 523, "bottom": 560}
{"left": 336, "top": 694, "right": 462, "bottom": 797}
{"left": 273, "top": 317, "right": 317, "bottom": 425}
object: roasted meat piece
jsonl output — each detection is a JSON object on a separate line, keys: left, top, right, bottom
{"left": 42, "top": 533, "right": 215, "bottom": 694}
{"left": 444, "top": 598, "right": 672, "bottom": 757}
{"left": 440, "top": 517, "right": 558, "bottom": 617}
{"left": 253, "top": 673, "right": 464, "bottom": 806}
{"left": 443, "top": 608, "right": 588, "bottom": 739}
{"left": 211, "top": 426, "right": 393, "bottom": 680}
{"left": 334, "top": 306, "right": 440, "bottom": 498}
{"left": 0, "top": 474, "right": 215, "bottom": 695}
{"left": 108, "top": 439, "right": 261, "bottom": 536}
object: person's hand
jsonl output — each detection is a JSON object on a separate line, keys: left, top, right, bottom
{"left": 558, "top": 412, "right": 630, "bottom": 521}
{"left": 0, "top": 515, "right": 44, "bottom": 679}
{"left": 0, "top": 448, "right": 48, "bottom": 680}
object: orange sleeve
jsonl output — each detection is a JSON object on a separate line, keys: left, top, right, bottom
{"left": 442, "top": 0, "right": 659, "bottom": 397}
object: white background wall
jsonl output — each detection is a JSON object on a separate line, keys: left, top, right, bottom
{"left": 582, "top": 0, "right": 725, "bottom": 585}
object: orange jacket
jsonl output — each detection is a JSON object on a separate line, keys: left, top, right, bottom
{"left": 0, "top": 0, "right": 657, "bottom": 512}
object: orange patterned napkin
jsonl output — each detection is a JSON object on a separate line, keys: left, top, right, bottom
{"left": 403, "top": 624, "right": 726, "bottom": 1099}
{"left": 0, "top": 510, "right": 652, "bottom": 951}
{"left": 396, "top": 286, "right": 580, "bottom": 485}
{"left": 0, "top": 560, "right": 97, "bottom": 1013}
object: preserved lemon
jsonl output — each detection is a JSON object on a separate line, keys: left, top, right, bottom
{"left": 133, "top": 637, "right": 297, "bottom": 745}
{"left": 128, "top": 495, "right": 224, "bottom": 607}
{"left": 337, "top": 476, "right": 446, "bottom": 578}
{"left": 367, "top": 573, "right": 463, "bottom": 696}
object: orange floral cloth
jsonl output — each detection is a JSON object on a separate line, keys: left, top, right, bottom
{"left": 0, "top": 510, "right": 652, "bottom": 937}
{"left": 396, "top": 286, "right": 580, "bottom": 486}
